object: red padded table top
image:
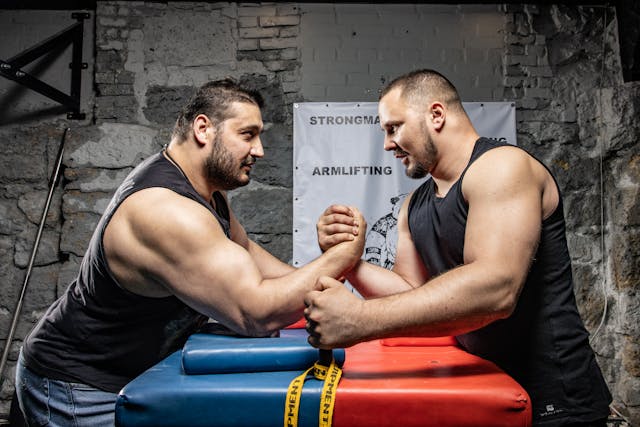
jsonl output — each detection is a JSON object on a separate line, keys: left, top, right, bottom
{"left": 334, "top": 338, "right": 531, "bottom": 427}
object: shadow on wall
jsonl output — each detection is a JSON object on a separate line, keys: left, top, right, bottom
{"left": 0, "top": 43, "right": 78, "bottom": 126}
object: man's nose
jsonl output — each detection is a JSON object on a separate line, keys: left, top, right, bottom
{"left": 383, "top": 136, "right": 397, "bottom": 152}
{"left": 251, "top": 137, "right": 264, "bottom": 158}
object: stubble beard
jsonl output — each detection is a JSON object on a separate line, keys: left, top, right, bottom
{"left": 405, "top": 125, "right": 437, "bottom": 179}
{"left": 204, "top": 132, "right": 254, "bottom": 191}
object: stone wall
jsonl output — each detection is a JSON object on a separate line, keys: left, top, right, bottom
{"left": 91, "top": 1, "right": 299, "bottom": 262}
{"left": 0, "top": 2, "right": 638, "bottom": 424}
{"left": 502, "top": 5, "right": 639, "bottom": 423}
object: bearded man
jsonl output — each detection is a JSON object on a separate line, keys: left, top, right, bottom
{"left": 16, "top": 79, "right": 364, "bottom": 427}
{"left": 306, "top": 69, "right": 611, "bottom": 427}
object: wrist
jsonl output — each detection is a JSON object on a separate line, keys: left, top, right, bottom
{"left": 353, "top": 298, "right": 376, "bottom": 343}
{"left": 328, "top": 247, "right": 361, "bottom": 277}
{"left": 343, "top": 258, "right": 362, "bottom": 281}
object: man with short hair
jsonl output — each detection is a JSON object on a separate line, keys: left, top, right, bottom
{"left": 16, "top": 79, "right": 365, "bottom": 426}
{"left": 306, "top": 69, "right": 611, "bottom": 426}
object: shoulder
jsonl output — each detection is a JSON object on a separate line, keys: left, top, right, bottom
{"left": 104, "top": 187, "right": 241, "bottom": 298}
{"left": 468, "top": 145, "right": 540, "bottom": 179}
{"left": 118, "top": 187, "right": 227, "bottom": 241}
{"left": 462, "top": 145, "right": 546, "bottom": 200}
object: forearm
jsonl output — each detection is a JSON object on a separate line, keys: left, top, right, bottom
{"left": 247, "top": 240, "right": 295, "bottom": 279}
{"left": 355, "top": 262, "right": 518, "bottom": 341}
{"left": 345, "top": 260, "right": 415, "bottom": 298}
{"left": 244, "top": 246, "right": 359, "bottom": 333}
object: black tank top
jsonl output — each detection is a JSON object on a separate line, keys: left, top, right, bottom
{"left": 408, "top": 138, "right": 611, "bottom": 425}
{"left": 22, "top": 152, "right": 231, "bottom": 392}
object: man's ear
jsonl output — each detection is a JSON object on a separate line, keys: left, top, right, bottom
{"left": 429, "top": 102, "right": 445, "bottom": 131}
{"left": 192, "top": 114, "right": 213, "bottom": 146}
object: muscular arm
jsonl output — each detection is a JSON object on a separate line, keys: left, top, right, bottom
{"left": 317, "top": 198, "right": 427, "bottom": 297}
{"left": 104, "top": 189, "right": 364, "bottom": 337}
{"left": 307, "top": 147, "right": 545, "bottom": 348}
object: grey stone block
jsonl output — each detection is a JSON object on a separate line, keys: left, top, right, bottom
{"left": 611, "top": 228, "right": 640, "bottom": 291}
{"left": 259, "top": 37, "right": 298, "bottom": 50}
{"left": 238, "top": 39, "right": 259, "bottom": 51}
{"left": 60, "top": 212, "right": 101, "bottom": 257}
{"left": 0, "top": 200, "right": 27, "bottom": 235}
{"left": 571, "top": 262, "right": 605, "bottom": 329}
{"left": 238, "top": 16, "right": 258, "bottom": 27}
{"left": 549, "top": 153, "right": 599, "bottom": 193}
{"left": 229, "top": 184, "right": 291, "bottom": 235}
{"left": 20, "top": 264, "right": 59, "bottom": 313}
{"left": 259, "top": 15, "right": 300, "bottom": 27}
{"left": 64, "top": 168, "right": 132, "bottom": 193}
{"left": 63, "top": 191, "right": 112, "bottom": 216}
{"left": 143, "top": 85, "right": 194, "bottom": 126}
{"left": 14, "top": 226, "right": 60, "bottom": 268}
{"left": 17, "top": 188, "right": 63, "bottom": 225}
{"left": 238, "top": 5, "right": 277, "bottom": 17}
{"left": 611, "top": 186, "right": 640, "bottom": 228}
{"left": 248, "top": 233, "right": 292, "bottom": 264}
{"left": 143, "top": 11, "right": 235, "bottom": 67}
{"left": 98, "top": 84, "right": 135, "bottom": 96}
{"left": 240, "top": 27, "right": 279, "bottom": 39}
{"left": 67, "top": 123, "right": 158, "bottom": 169}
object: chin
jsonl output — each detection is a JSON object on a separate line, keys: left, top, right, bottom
{"left": 236, "top": 175, "right": 251, "bottom": 187}
{"left": 220, "top": 177, "right": 250, "bottom": 191}
{"left": 406, "top": 166, "right": 428, "bottom": 179}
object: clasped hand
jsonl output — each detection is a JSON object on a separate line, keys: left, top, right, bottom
{"left": 317, "top": 204, "right": 364, "bottom": 252}
{"left": 304, "top": 205, "right": 369, "bottom": 349}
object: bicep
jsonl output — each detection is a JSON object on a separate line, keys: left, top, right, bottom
{"left": 125, "top": 190, "right": 266, "bottom": 328}
{"left": 168, "top": 236, "right": 266, "bottom": 328}
{"left": 462, "top": 150, "right": 543, "bottom": 292}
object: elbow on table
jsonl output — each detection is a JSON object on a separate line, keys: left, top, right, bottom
{"left": 491, "top": 278, "right": 524, "bottom": 320}
{"left": 234, "top": 303, "right": 285, "bottom": 337}
{"left": 237, "top": 318, "right": 280, "bottom": 337}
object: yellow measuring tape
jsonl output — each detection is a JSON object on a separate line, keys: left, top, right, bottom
{"left": 284, "top": 355, "right": 343, "bottom": 427}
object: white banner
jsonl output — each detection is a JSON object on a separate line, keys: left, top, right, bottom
{"left": 292, "top": 102, "right": 516, "bottom": 271}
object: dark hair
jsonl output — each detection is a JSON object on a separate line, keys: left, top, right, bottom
{"left": 172, "top": 78, "right": 264, "bottom": 141}
{"left": 379, "top": 69, "right": 463, "bottom": 112}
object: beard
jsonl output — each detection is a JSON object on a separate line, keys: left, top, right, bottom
{"left": 406, "top": 158, "right": 429, "bottom": 179}
{"left": 204, "top": 132, "right": 255, "bottom": 191}
{"left": 404, "top": 122, "right": 437, "bottom": 179}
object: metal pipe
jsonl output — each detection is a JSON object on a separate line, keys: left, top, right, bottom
{"left": 0, "top": 127, "right": 68, "bottom": 383}
{"left": 318, "top": 349, "right": 333, "bottom": 367}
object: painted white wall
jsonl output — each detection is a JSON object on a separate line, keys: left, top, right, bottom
{"left": 300, "top": 4, "right": 505, "bottom": 102}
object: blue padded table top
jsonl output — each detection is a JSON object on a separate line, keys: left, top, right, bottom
{"left": 182, "top": 329, "right": 344, "bottom": 374}
{"left": 116, "top": 351, "right": 325, "bottom": 427}
{"left": 116, "top": 329, "right": 332, "bottom": 427}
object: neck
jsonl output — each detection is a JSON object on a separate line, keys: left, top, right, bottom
{"left": 430, "top": 129, "right": 479, "bottom": 197}
{"left": 164, "top": 139, "right": 217, "bottom": 202}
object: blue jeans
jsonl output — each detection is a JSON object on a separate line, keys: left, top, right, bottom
{"left": 15, "top": 349, "right": 117, "bottom": 427}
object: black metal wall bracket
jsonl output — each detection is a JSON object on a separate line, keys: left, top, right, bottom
{"left": 0, "top": 12, "right": 89, "bottom": 120}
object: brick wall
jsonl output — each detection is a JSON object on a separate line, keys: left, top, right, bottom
{"left": 300, "top": 4, "right": 505, "bottom": 102}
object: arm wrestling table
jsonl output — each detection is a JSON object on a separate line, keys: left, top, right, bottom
{"left": 115, "top": 326, "right": 531, "bottom": 427}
